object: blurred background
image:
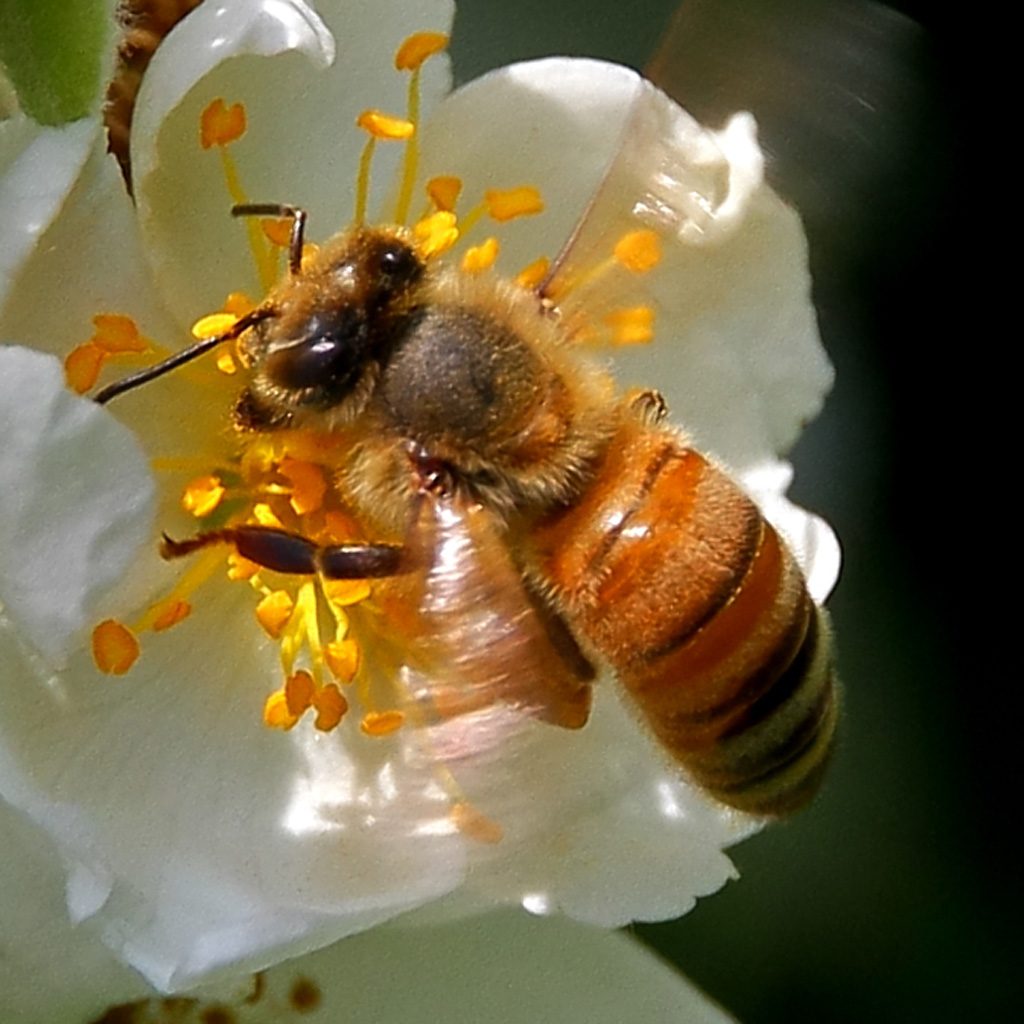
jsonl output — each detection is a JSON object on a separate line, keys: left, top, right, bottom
{"left": 451, "top": 2, "right": 1010, "bottom": 1021}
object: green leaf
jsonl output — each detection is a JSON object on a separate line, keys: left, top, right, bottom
{"left": 0, "top": 0, "right": 110, "bottom": 124}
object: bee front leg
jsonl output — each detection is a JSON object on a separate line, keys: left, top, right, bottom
{"left": 161, "top": 526, "right": 405, "bottom": 579}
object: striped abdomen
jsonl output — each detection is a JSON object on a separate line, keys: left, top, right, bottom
{"left": 531, "top": 422, "right": 837, "bottom": 815}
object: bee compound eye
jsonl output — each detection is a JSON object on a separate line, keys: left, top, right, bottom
{"left": 377, "top": 240, "right": 421, "bottom": 284}
{"left": 264, "top": 311, "right": 364, "bottom": 393}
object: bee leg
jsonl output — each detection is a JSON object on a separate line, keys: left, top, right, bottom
{"left": 231, "top": 202, "right": 307, "bottom": 276}
{"left": 625, "top": 387, "right": 668, "bottom": 425}
{"left": 161, "top": 526, "right": 404, "bottom": 578}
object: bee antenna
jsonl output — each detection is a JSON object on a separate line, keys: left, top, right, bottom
{"left": 231, "top": 203, "right": 308, "bottom": 277}
{"left": 92, "top": 307, "right": 270, "bottom": 405}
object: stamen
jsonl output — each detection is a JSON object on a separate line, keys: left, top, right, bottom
{"left": 263, "top": 688, "right": 300, "bottom": 730}
{"left": 613, "top": 229, "right": 662, "bottom": 273}
{"left": 151, "top": 599, "right": 192, "bottom": 632}
{"left": 323, "top": 638, "right": 360, "bottom": 683}
{"left": 461, "top": 237, "right": 499, "bottom": 274}
{"left": 256, "top": 590, "right": 294, "bottom": 639}
{"left": 361, "top": 710, "right": 405, "bottom": 737}
{"left": 394, "top": 31, "right": 449, "bottom": 71}
{"left": 451, "top": 801, "right": 505, "bottom": 845}
{"left": 199, "top": 99, "right": 246, "bottom": 149}
{"left": 485, "top": 186, "right": 544, "bottom": 222}
{"left": 278, "top": 457, "right": 327, "bottom": 516}
{"left": 92, "top": 314, "right": 146, "bottom": 353}
{"left": 252, "top": 503, "right": 284, "bottom": 528}
{"left": 426, "top": 175, "right": 461, "bottom": 212}
{"left": 285, "top": 669, "right": 316, "bottom": 717}
{"left": 92, "top": 619, "right": 140, "bottom": 675}
{"left": 322, "top": 578, "right": 372, "bottom": 609}
{"left": 313, "top": 684, "right": 348, "bottom": 731}
{"left": 65, "top": 343, "right": 105, "bottom": 394}
{"left": 515, "top": 256, "right": 550, "bottom": 291}
{"left": 261, "top": 217, "right": 293, "bottom": 248}
{"left": 215, "top": 351, "right": 238, "bottom": 375}
{"left": 604, "top": 305, "right": 656, "bottom": 345}
{"left": 413, "top": 211, "right": 459, "bottom": 258}
{"left": 181, "top": 475, "right": 226, "bottom": 517}
{"left": 357, "top": 110, "right": 415, "bottom": 140}
{"left": 191, "top": 312, "right": 239, "bottom": 340}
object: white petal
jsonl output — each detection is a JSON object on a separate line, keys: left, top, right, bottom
{"left": 0, "top": 348, "right": 154, "bottom": 660}
{"left": 134, "top": 0, "right": 453, "bottom": 324}
{"left": 418, "top": 58, "right": 833, "bottom": 467}
{"left": 0, "top": 116, "right": 98, "bottom": 315}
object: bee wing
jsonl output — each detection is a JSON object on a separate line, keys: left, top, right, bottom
{"left": 394, "top": 485, "right": 593, "bottom": 743}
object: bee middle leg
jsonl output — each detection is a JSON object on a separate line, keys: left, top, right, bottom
{"left": 161, "top": 526, "right": 405, "bottom": 579}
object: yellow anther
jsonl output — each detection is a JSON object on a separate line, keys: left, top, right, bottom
{"left": 360, "top": 710, "right": 405, "bottom": 737}
{"left": 357, "top": 109, "right": 415, "bottom": 141}
{"left": 394, "top": 31, "right": 449, "bottom": 71}
{"left": 261, "top": 218, "right": 293, "bottom": 248}
{"left": 65, "top": 343, "right": 105, "bottom": 394}
{"left": 252, "top": 503, "right": 284, "bottom": 528}
{"left": 256, "top": 590, "right": 294, "bottom": 639}
{"left": 515, "top": 256, "right": 550, "bottom": 291}
{"left": 485, "top": 186, "right": 544, "bottom": 222}
{"left": 613, "top": 229, "right": 662, "bottom": 273}
{"left": 284, "top": 670, "right": 316, "bottom": 717}
{"left": 322, "top": 578, "right": 371, "bottom": 608}
{"left": 451, "top": 801, "right": 505, "bottom": 845}
{"left": 323, "top": 638, "right": 360, "bottom": 683}
{"left": 413, "top": 211, "right": 459, "bottom": 258}
{"left": 278, "top": 458, "right": 326, "bottom": 516}
{"left": 191, "top": 312, "right": 239, "bottom": 340}
{"left": 461, "top": 237, "right": 499, "bottom": 274}
{"left": 604, "top": 305, "right": 656, "bottom": 345}
{"left": 216, "top": 351, "right": 238, "bottom": 375}
{"left": 181, "top": 475, "right": 225, "bottom": 517}
{"left": 92, "top": 620, "right": 140, "bottom": 675}
{"left": 312, "top": 684, "right": 348, "bottom": 731}
{"left": 224, "top": 292, "right": 256, "bottom": 317}
{"left": 200, "top": 98, "right": 247, "bottom": 149}
{"left": 227, "top": 551, "right": 260, "bottom": 580}
{"left": 322, "top": 509, "right": 361, "bottom": 541}
{"left": 152, "top": 599, "right": 191, "bottom": 632}
{"left": 263, "top": 689, "right": 300, "bottom": 730}
{"left": 92, "top": 313, "right": 146, "bottom": 353}
{"left": 427, "top": 175, "right": 462, "bottom": 212}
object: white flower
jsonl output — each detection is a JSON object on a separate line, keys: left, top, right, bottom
{"left": 0, "top": 0, "right": 840, "bottom": 1018}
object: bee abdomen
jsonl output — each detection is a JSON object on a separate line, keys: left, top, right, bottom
{"left": 532, "top": 423, "right": 836, "bottom": 815}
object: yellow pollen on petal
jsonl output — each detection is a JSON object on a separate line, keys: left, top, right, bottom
{"left": 181, "top": 474, "right": 225, "bottom": 517}
{"left": 92, "top": 313, "right": 146, "bottom": 353}
{"left": 461, "top": 237, "right": 499, "bottom": 274}
{"left": 191, "top": 312, "right": 239, "bottom": 340}
{"left": 284, "top": 669, "right": 316, "bottom": 717}
{"left": 312, "top": 684, "right": 348, "bottom": 731}
{"left": 604, "top": 305, "right": 656, "bottom": 345}
{"left": 413, "top": 211, "right": 459, "bottom": 258}
{"left": 151, "top": 599, "right": 191, "bottom": 632}
{"left": 485, "top": 186, "right": 544, "bottom": 222}
{"left": 613, "top": 229, "right": 662, "bottom": 273}
{"left": 515, "top": 256, "right": 550, "bottom": 291}
{"left": 65, "top": 343, "right": 106, "bottom": 394}
{"left": 256, "top": 589, "right": 294, "bottom": 639}
{"left": 394, "top": 31, "right": 449, "bottom": 70}
{"left": 92, "top": 620, "right": 140, "bottom": 675}
{"left": 427, "top": 175, "right": 461, "bottom": 212}
{"left": 323, "top": 638, "right": 360, "bottom": 683}
{"left": 200, "top": 98, "right": 246, "bottom": 148}
{"left": 264, "top": 688, "right": 300, "bottom": 730}
{"left": 361, "top": 710, "right": 405, "bottom": 737}
{"left": 451, "top": 801, "right": 505, "bottom": 845}
{"left": 322, "top": 578, "right": 371, "bottom": 608}
{"left": 357, "top": 109, "right": 414, "bottom": 140}
{"left": 278, "top": 457, "right": 327, "bottom": 515}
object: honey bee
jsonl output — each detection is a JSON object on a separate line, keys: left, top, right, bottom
{"left": 94, "top": 77, "right": 837, "bottom": 819}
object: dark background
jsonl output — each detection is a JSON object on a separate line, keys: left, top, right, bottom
{"left": 451, "top": 2, "right": 1011, "bottom": 1021}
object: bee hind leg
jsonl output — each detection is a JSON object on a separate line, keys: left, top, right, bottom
{"left": 161, "top": 526, "right": 405, "bottom": 578}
